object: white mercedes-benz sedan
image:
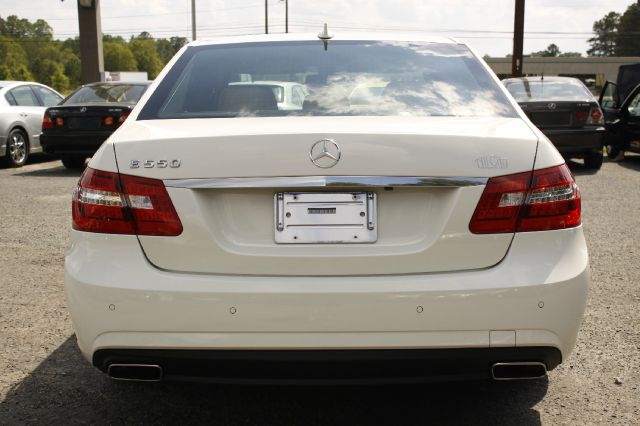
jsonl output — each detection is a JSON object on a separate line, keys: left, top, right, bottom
{"left": 65, "top": 33, "right": 589, "bottom": 383}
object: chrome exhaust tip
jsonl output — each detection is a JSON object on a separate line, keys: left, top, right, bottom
{"left": 491, "top": 362, "right": 547, "bottom": 380}
{"left": 107, "top": 363, "right": 163, "bottom": 382}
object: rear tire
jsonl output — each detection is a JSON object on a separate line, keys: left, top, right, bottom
{"left": 61, "top": 156, "right": 87, "bottom": 170}
{"left": 584, "top": 149, "right": 603, "bottom": 170}
{"left": 1, "top": 128, "right": 29, "bottom": 168}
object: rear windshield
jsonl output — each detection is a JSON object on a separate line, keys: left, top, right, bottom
{"left": 139, "top": 40, "right": 516, "bottom": 119}
{"left": 504, "top": 80, "right": 592, "bottom": 102}
{"left": 62, "top": 84, "right": 147, "bottom": 105}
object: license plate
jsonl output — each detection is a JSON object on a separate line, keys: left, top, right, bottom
{"left": 67, "top": 117, "right": 101, "bottom": 130}
{"left": 274, "top": 192, "right": 377, "bottom": 244}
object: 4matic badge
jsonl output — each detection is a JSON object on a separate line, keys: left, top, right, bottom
{"left": 475, "top": 155, "right": 508, "bottom": 169}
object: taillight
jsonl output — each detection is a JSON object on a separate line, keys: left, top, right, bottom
{"left": 587, "top": 107, "right": 604, "bottom": 125}
{"left": 72, "top": 168, "right": 182, "bottom": 236}
{"left": 116, "top": 112, "right": 130, "bottom": 128}
{"left": 103, "top": 116, "right": 114, "bottom": 126}
{"left": 42, "top": 113, "right": 54, "bottom": 130}
{"left": 470, "top": 164, "right": 581, "bottom": 234}
{"left": 55, "top": 117, "right": 64, "bottom": 127}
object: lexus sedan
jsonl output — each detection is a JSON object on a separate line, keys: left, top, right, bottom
{"left": 65, "top": 33, "right": 589, "bottom": 383}
{"left": 0, "top": 81, "right": 63, "bottom": 167}
{"left": 40, "top": 81, "right": 150, "bottom": 169}
{"left": 503, "top": 76, "right": 605, "bottom": 170}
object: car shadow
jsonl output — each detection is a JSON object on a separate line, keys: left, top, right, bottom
{"left": 0, "top": 154, "right": 58, "bottom": 170}
{"left": 616, "top": 153, "right": 640, "bottom": 172}
{"left": 0, "top": 335, "right": 548, "bottom": 425}
{"left": 10, "top": 163, "right": 84, "bottom": 178}
{"left": 566, "top": 159, "right": 600, "bottom": 176}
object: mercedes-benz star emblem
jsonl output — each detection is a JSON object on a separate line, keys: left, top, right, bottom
{"left": 548, "top": 103, "right": 557, "bottom": 110}
{"left": 310, "top": 139, "right": 341, "bottom": 168}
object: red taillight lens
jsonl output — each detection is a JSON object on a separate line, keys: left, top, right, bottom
{"left": 103, "top": 116, "right": 114, "bottom": 126}
{"left": 55, "top": 117, "right": 64, "bottom": 126}
{"left": 116, "top": 112, "right": 130, "bottom": 128}
{"left": 470, "top": 164, "right": 581, "bottom": 234}
{"left": 42, "top": 113, "right": 54, "bottom": 130}
{"left": 72, "top": 168, "right": 182, "bottom": 236}
{"left": 587, "top": 107, "right": 604, "bottom": 125}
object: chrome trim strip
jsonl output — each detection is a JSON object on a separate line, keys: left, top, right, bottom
{"left": 164, "top": 176, "right": 488, "bottom": 189}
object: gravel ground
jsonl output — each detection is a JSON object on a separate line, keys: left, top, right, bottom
{"left": 0, "top": 155, "right": 638, "bottom": 425}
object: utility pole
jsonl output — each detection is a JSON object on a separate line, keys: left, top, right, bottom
{"left": 512, "top": 0, "right": 525, "bottom": 77}
{"left": 265, "top": 0, "right": 269, "bottom": 34}
{"left": 191, "top": 0, "right": 196, "bottom": 41}
{"left": 285, "top": 0, "right": 288, "bottom": 33}
{"left": 77, "top": 0, "right": 104, "bottom": 84}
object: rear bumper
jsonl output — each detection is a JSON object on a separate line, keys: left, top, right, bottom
{"left": 65, "top": 227, "right": 589, "bottom": 381}
{"left": 93, "top": 347, "right": 561, "bottom": 384}
{"left": 40, "top": 132, "right": 111, "bottom": 155}
{"left": 542, "top": 127, "right": 605, "bottom": 154}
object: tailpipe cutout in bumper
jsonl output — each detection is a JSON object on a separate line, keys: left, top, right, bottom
{"left": 491, "top": 362, "right": 548, "bottom": 380}
{"left": 107, "top": 364, "right": 163, "bottom": 382}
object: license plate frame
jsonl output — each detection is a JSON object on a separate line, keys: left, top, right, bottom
{"left": 274, "top": 192, "right": 377, "bottom": 244}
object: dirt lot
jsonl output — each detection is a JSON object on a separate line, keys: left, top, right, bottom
{"left": 0, "top": 156, "right": 638, "bottom": 425}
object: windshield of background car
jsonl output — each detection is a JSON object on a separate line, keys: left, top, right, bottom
{"left": 504, "top": 80, "right": 593, "bottom": 102}
{"left": 139, "top": 40, "right": 517, "bottom": 119}
{"left": 62, "top": 84, "right": 147, "bottom": 105}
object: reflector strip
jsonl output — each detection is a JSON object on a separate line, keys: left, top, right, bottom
{"left": 499, "top": 192, "right": 526, "bottom": 207}
{"left": 126, "top": 194, "right": 154, "bottom": 209}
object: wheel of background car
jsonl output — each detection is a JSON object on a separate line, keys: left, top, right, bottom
{"left": 61, "top": 156, "right": 87, "bottom": 170}
{"left": 605, "top": 144, "right": 623, "bottom": 160}
{"left": 1, "top": 128, "right": 29, "bottom": 168}
{"left": 584, "top": 149, "right": 603, "bottom": 170}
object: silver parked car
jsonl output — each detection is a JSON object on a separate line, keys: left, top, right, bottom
{"left": 0, "top": 81, "right": 63, "bottom": 167}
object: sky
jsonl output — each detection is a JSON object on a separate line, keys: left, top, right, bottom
{"left": 1, "top": 0, "right": 637, "bottom": 56}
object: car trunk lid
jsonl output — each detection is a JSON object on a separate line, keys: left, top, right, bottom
{"left": 112, "top": 116, "right": 539, "bottom": 276}
{"left": 45, "top": 104, "right": 131, "bottom": 132}
{"left": 519, "top": 101, "right": 593, "bottom": 129}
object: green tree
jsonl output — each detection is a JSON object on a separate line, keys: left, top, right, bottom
{"left": 60, "top": 48, "right": 81, "bottom": 88}
{"left": 588, "top": 12, "right": 620, "bottom": 56}
{"left": 615, "top": 3, "right": 640, "bottom": 56}
{"left": 129, "top": 36, "right": 163, "bottom": 79}
{"left": 0, "top": 65, "right": 10, "bottom": 80}
{"left": 155, "top": 36, "right": 188, "bottom": 63}
{"left": 559, "top": 51, "right": 582, "bottom": 57}
{"left": 36, "top": 59, "right": 68, "bottom": 91}
{"left": 104, "top": 41, "right": 138, "bottom": 71}
{"left": 0, "top": 15, "right": 52, "bottom": 39}
{"left": 530, "top": 44, "right": 561, "bottom": 57}
{"left": 0, "top": 35, "right": 31, "bottom": 79}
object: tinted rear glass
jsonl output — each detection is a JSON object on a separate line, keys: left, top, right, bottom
{"left": 139, "top": 40, "right": 516, "bottom": 119}
{"left": 504, "top": 80, "right": 593, "bottom": 102}
{"left": 63, "top": 84, "right": 147, "bottom": 105}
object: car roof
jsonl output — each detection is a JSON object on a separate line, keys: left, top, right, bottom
{"left": 83, "top": 81, "right": 152, "bottom": 86}
{"left": 230, "top": 81, "right": 302, "bottom": 87}
{"left": 502, "top": 76, "right": 583, "bottom": 84}
{"left": 0, "top": 80, "right": 46, "bottom": 88}
{"left": 188, "top": 32, "right": 461, "bottom": 47}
